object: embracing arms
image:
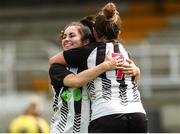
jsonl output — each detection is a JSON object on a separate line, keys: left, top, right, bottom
{"left": 63, "top": 53, "right": 123, "bottom": 87}
{"left": 49, "top": 52, "right": 123, "bottom": 88}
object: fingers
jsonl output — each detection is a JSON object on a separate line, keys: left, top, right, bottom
{"left": 123, "top": 71, "right": 134, "bottom": 76}
{"left": 116, "top": 59, "right": 125, "bottom": 67}
{"left": 126, "top": 59, "right": 133, "bottom": 64}
{"left": 122, "top": 66, "right": 138, "bottom": 76}
{"left": 104, "top": 54, "right": 124, "bottom": 70}
{"left": 114, "top": 56, "right": 124, "bottom": 64}
{"left": 115, "top": 58, "right": 139, "bottom": 77}
{"left": 104, "top": 55, "right": 138, "bottom": 77}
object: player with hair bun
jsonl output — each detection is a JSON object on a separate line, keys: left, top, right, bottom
{"left": 49, "top": 2, "right": 147, "bottom": 133}
{"left": 49, "top": 21, "right": 122, "bottom": 133}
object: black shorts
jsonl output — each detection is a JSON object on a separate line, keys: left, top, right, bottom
{"left": 88, "top": 112, "right": 148, "bottom": 133}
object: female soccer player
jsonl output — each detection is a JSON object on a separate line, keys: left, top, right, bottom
{"left": 49, "top": 22, "right": 122, "bottom": 133}
{"left": 49, "top": 3, "right": 146, "bottom": 132}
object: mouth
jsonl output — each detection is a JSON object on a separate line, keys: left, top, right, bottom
{"left": 63, "top": 42, "right": 75, "bottom": 50}
{"left": 64, "top": 44, "right": 71, "bottom": 48}
{"left": 64, "top": 42, "right": 73, "bottom": 47}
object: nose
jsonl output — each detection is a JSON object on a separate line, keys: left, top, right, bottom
{"left": 63, "top": 36, "right": 70, "bottom": 41}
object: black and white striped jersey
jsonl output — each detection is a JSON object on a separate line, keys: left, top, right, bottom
{"left": 63, "top": 41, "right": 146, "bottom": 120}
{"left": 49, "top": 64, "right": 90, "bottom": 133}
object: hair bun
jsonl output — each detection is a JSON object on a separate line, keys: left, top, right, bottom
{"left": 102, "top": 2, "right": 117, "bottom": 20}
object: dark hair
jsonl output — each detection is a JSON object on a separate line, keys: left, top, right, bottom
{"left": 80, "top": 15, "right": 96, "bottom": 42}
{"left": 94, "top": 2, "right": 121, "bottom": 40}
{"left": 62, "top": 22, "right": 93, "bottom": 43}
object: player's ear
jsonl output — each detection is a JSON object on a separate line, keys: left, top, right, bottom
{"left": 60, "top": 30, "right": 64, "bottom": 40}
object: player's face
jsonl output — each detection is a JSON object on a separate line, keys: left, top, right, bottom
{"left": 62, "top": 26, "right": 83, "bottom": 50}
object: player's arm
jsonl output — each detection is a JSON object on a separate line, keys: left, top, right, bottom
{"left": 49, "top": 47, "right": 124, "bottom": 87}
{"left": 49, "top": 45, "right": 91, "bottom": 67}
{"left": 49, "top": 52, "right": 68, "bottom": 66}
{"left": 48, "top": 45, "right": 87, "bottom": 67}
{"left": 63, "top": 53, "right": 123, "bottom": 88}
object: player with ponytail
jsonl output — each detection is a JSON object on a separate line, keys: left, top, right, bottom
{"left": 49, "top": 2, "right": 147, "bottom": 133}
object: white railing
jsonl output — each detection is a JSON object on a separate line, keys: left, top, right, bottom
{"left": 127, "top": 41, "right": 180, "bottom": 98}
{"left": 0, "top": 40, "right": 59, "bottom": 95}
{"left": 0, "top": 42, "right": 16, "bottom": 95}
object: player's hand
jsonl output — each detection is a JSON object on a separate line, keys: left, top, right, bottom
{"left": 120, "top": 59, "right": 140, "bottom": 77}
{"left": 103, "top": 51, "right": 124, "bottom": 70}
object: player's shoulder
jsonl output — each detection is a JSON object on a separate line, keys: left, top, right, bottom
{"left": 49, "top": 63, "right": 67, "bottom": 76}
